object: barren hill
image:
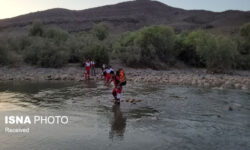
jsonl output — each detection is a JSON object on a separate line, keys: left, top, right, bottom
{"left": 0, "top": 0, "right": 250, "bottom": 34}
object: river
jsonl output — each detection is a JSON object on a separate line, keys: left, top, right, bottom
{"left": 0, "top": 81, "right": 250, "bottom": 150}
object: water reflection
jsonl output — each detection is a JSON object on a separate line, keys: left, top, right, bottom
{"left": 109, "top": 104, "right": 127, "bottom": 140}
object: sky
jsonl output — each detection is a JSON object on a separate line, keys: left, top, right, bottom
{"left": 0, "top": 0, "right": 250, "bottom": 19}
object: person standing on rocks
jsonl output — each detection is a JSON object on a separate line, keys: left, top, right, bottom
{"left": 90, "top": 60, "right": 95, "bottom": 76}
{"left": 85, "top": 59, "right": 91, "bottom": 80}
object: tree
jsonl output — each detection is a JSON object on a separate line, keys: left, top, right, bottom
{"left": 239, "top": 23, "right": 250, "bottom": 55}
{"left": 175, "top": 32, "right": 204, "bottom": 67}
{"left": 185, "top": 30, "right": 238, "bottom": 73}
{"left": 135, "top": 25, "right": 175, "bottom": 62}
{"left": 235, "top": 23, "right": 250, "bottom": 69}
{"left": 240, "top": 23, "right": 250, "bottom": 40}
{"left": 29, "top": 21, "right": 44, "bottom": 37}
{"left": 92, "top": 22, "right": 109, "bottom": 41}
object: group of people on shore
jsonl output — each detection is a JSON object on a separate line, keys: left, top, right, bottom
{"left": 84, "top": 60, "right": 126, "bottom": 104}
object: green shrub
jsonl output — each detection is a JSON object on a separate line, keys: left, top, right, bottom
{"left": 135, "top": 25, "right": 176, "bottom": 64}
{"left": 175, "top": 32, "right": 204, "bottom": 67}
{"left": 44, "top": 28, "right": 69, "bottom": 44}
{"left": 0, "top": 38, "right": 22, "bottom": 66}
{"left": 115, "top": 26, "right": 176, "bottom": 68}
{"left": 29, "top": 21, "right": 44, "bottom": 37}
{"left": 24, "top": 37, "right": 69, "bottom": 68}
{"left": 92, "top": 22, "right": 109, "bottom": 41}
{"left": 65, "top": 36, "right": 84, "bottom": 63}
{"left": 0, "top": 42, "right": 8, "bottom": 65}
{"left": 236, "top": 54, "right": 250, "bottom": 70}
{"left": 240, "top": 23, "right": 250, "bottom": 40}
{"left": 234, "top": 23, "right": 250, "bottom": 70}
{"left": 119, "top": 46, "right": 141, "bottom": 67}
{"left": 186, "top": 31, "right": 237, "bottom": 73}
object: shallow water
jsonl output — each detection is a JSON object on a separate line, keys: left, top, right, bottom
{"left": 0, "top": 81, "right": 250, "bottom": 150}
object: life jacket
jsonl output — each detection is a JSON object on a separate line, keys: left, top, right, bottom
{"left": 116, "top": 69, "right": 126, "bottom": 86}
{"left": 113, "top": 76, "right": 121, "bottom": 87}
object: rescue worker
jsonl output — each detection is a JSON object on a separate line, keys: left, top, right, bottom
{"left": 110, "top": 71, "right": 122, "bottom": 104}
{"left": 85, "top": 59, "right": 91, "bottom": 79}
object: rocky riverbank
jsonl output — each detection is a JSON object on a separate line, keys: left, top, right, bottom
{"left": 0, "top": 65, "right": 250, "bottom": 90}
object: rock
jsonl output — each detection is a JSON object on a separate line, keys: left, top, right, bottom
{"left": 25, "top": 77, "right": 32, "bottom": 80}
{"left": 191, "top": 80, "right": 197, "bottom": 86}
{"left": 151, "top": 116, "right": 158, "bottom": 120}
{"left": 241, "top": 85, "right": 248, "bottom": 90}
{"left": 224, "top": 81, "right": 233, "bottom": 88}
{"left": 218, "top": 86, "right": 224, "bottom": 90}
{"left": 55, "top": 76, "right": 61, "bottom": 80}
{"left": 130, "top": 99, "right": 135, "bottom": 103}
{"left": 62, "top": 75, "right": 68, "bottom": 80}
{"left": 234, "top": 83, "right": 241, "bottom": 89}
{"left": 204, "top": 82, "right": 210, "bottom": 88}
{"left": 78, "top": 78, "right": 84, "bottom": 82}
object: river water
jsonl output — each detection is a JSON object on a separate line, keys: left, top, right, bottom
{"left": 0, "top": 81, "right": 250, "bottom": 150}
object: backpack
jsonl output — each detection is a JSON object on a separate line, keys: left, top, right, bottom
{"left": 116, "top": 69, "right": 127, "bottom": 86}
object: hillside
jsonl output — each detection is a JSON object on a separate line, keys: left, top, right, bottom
{"left": 0, "top": 0, "right": 250, "bottom": 34}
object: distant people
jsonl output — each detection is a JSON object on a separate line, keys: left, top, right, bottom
{"left": 90, "top": 60, "right": 95, "bottom": 76}
{"left": 85, "top": 59, "right": 91, "bottom": 80}
{"left": 105, "top": 66, "right": 114, "bottom": 85}
{"left": 105, "top": 66, "right": 112, "bottom": 85}
{"left": 102, "top": 64, "right": 106, "bottom": 72}
{"left": 102, "top": 64, "right": 106, "bottom": 79}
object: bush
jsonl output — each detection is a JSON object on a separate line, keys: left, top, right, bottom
{"left": 234, "top": 23, "right": 250, "bottom": 70}
{"left": 65, "top": 36, "right": 84, "bottom": 63}
{"left": 119, "top": 46, "right": 141, "bottom": 67}
{"left": 240, "top": 23, "right": 250, "bottom": 40}
{"left": 44, "top": 28, "right": 69, "bottom": 44}
{"left": 29, "top": 21, "right": 44, "bottom": 37}
{"left": 185, "top": 31, "right": 237, "bottom": 73}
{"left": 24, "top": 37, "right": 69, "bottom": 68}
{"left": 92, "top": 22, "right": 109, "bottom": 41}
{"left": 135, "top": 25, "right": 176, "bottom": 64}
{"left": 236, "top": 54, "right": 250, "bottom": 70}
{"left": 0, "top": 38, "right": 22, "bottom": 66}
{"left": 175, "top": 32, "right": 204, "bottom": 67}
{"left": 0, "top": 42, "right": 8, "bottom": 65}
{"left": 115, "top": 25, "right": 176, "bottom": 68}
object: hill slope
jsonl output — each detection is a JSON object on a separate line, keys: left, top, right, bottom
{"left": 0, "top": 0, "right": 250, "bottom": 34}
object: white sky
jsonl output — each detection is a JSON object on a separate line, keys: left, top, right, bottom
{"left": 0, "top": 0, "right": 250, "bottom": 19}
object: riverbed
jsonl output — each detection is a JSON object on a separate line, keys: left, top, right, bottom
{"left": 0, "top": 81, "right": 250, "bottom": 150}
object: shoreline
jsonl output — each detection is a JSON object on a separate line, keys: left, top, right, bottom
{"left": 0, "top": 65, "right": 250, "bottom": 90}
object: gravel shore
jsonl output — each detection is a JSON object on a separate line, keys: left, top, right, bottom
{"left": 0, "top": 65, "right": 250, "bottom": 90}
